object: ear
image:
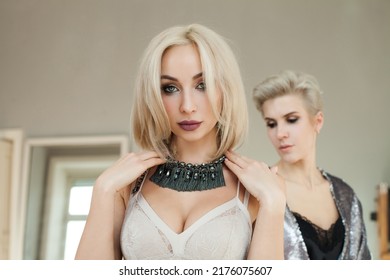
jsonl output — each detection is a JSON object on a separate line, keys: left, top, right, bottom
{"left": 314, "top": 111, "right": 324, "bottom": 133}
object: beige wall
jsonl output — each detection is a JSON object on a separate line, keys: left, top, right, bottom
{"left": 1, "top": 0, "right": 389, "bottom": 259}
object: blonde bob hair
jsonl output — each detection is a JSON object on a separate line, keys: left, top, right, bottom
{"left": 252, "top": 70, "right": 323, "bottom": 117}
{"left": 131, "top": 24, "right": 248, "bottom": 159}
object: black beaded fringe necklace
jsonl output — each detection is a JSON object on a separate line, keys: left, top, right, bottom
{"left": 150, "top": 155, "right": 226, "bottom": 192}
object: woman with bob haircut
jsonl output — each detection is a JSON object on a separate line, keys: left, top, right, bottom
{"left": 76, "top": 24, "right": 286, "bottom": 260}
{"left": 252, "top": 70, "right": 371, "bottom": 259}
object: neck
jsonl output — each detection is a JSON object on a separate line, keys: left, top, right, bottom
{"left": 277, "top": 159, "right": 322, "bottom": 189}
{"left": 171, "top": 133, "right": 219, "bottom": 163}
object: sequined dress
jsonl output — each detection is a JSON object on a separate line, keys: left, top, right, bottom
{"left": 284, "top": 171, "right": 371, "bottom": 260}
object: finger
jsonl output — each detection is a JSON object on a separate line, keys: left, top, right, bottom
{"left": 226, "top": 150, "right": 248, "bottom": 168}
{"left": 230, "top": 151, "right": 253, "bottom": 163}
{"left": 115, "top": 151, "right": 165, "bottom": 171}
{"left": 224, "top": 157, "right": 242, "bottom": 174}
{"left": 118, "top": 151, "right": 163, "bottom": 164}
{"left": 143, "top": 157, "right": 166, "bottom": 169}
{"left": 227, "top": 150, "right": 253, "bottom": 163}
{"left": 138, "top": 150, "right": 164, "bottom": 161}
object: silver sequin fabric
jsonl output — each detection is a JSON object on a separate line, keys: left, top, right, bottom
{"left": 284, "top": 171, "right": 372, "bottom": 260}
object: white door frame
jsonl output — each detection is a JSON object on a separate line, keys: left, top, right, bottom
{"left": 20, "top": 135, "right": 129, "bottom": 259}
{"left": 0, "top": 129, "right": 24, "bottom": 259}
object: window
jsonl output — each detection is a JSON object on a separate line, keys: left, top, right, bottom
{"left": 63, "top": 180, "right": 93, "bottom": 260}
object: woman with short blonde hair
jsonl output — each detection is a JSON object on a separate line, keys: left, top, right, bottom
{"left": 253, "top": 70, "right": 371, "bottom": 259}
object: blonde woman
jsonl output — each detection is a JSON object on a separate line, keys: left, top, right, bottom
{"left": 253, "top": 70, "right": 371, "bottom": 259}
{"left": 76, "top": 24, "right": 286, "bottom": 260}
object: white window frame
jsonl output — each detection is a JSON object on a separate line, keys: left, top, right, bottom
{"left": 40, "top": 155, "right": 117, "bottom": 259}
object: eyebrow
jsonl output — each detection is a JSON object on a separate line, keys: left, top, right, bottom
{"left": 284, "top": 111, "right": 299, "bottom": 117}
{"left": 264, "top": 111, "right": 299, "bottom": 121}
{"left": 161, "top": 72, "right": 203, "bottom": 81}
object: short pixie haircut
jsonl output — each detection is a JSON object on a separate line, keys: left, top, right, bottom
{"left": 131, "top": 24, "right": 248, "bottom": 159}
{"left": 252, "top": 70, "right": 323, "bottom": 117}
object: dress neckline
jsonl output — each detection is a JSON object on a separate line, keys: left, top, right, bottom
{"left": 137, "top": 193, "right": 247, "bottom": 236}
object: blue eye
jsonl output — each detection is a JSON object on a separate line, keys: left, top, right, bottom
{"left": 161, "top": 84, "right": 179, "bottom": 94}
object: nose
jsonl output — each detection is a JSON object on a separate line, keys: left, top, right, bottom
{"left": 180, "top": 89, "right": 197, "bottom": 113}
{"left": 276, "top": 124, "right": 288, "bottom": 140}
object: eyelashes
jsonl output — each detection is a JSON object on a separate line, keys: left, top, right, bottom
{"left": 266, "top": 117, "right": 299, "bottom": 128}
{"left": 195, "top": 82, "right": 206, "bottom": 91}
{"left": 161, "top": 81, "right": 206, "bottom": 95}
{"left": 287, "top": 117, "right": 299, "bottom": 124}
{"left": 161, "top": 84, "right": 179, "bottom": 94}
{"left": 266, "top": 121, "right": 276, "bottom": 128}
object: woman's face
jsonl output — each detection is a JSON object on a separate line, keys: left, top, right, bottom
{"left": 262, "top": 94, "right": 323, "bottom": 164}
{"left": 160, "top": 44, "right": 221, "bottom": 148}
